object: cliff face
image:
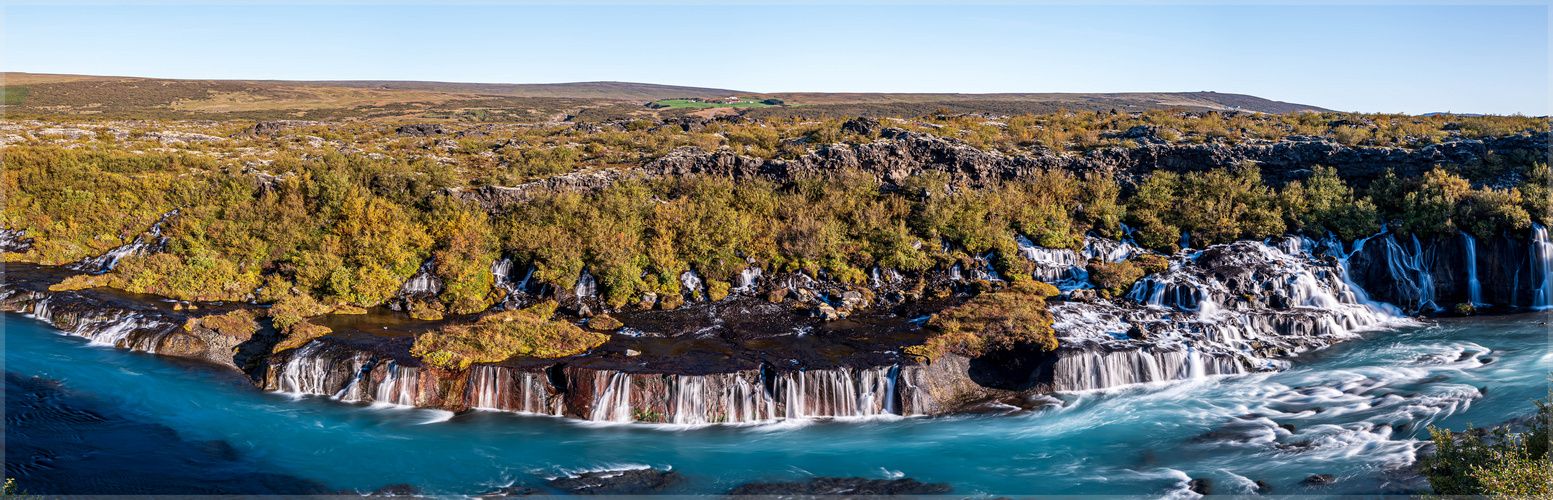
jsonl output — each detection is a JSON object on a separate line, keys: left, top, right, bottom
{"left": 1347, "top": 230, "right": 1547, "bottom": 311}
{"left": 644, "top": 128, "right": 1546, "bottom": 190}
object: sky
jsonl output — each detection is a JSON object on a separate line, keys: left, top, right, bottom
{"left": 3, "top": 2, "right": 1549, "bottom": 115}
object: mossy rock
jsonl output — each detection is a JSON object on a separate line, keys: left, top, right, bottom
{"left": 590, "top": 315, "right": 624, "bottom": 330}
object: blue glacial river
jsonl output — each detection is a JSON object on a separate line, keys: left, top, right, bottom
{"left": 5, "top": 311, "right": 1548, "bottom": 496}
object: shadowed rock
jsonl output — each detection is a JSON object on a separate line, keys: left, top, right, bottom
{"left": 727, "top": 477, "right": 952, "bottom": 496}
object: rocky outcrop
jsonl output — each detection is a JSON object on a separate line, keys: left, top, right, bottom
{"left": 445, "top": 168, "right": 634, "bottom": 211}
{"left": 646, "top": 128, "right": 1546, "bottom": 191}
{"left": 727, "top": 477, "right": 952, "bottom": 496}
{"left": 1346, "top": 230, "right": 1546, "bottom": 311}
{"left": 0, "top": 265, "right": 266, "bottom": 372}
{"left": 246, "top": 120, "right": 326, "bottom": 136}
{"left": 396, "top": 123, "right": 446, "bottom": 137}
{"left": 546, "top": 468, "right": 683, "bottom": 495}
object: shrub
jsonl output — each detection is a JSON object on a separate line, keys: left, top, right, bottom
{"left": 48, "top": 274, "right": 108, "bottom": 291}
{"left": 1420, "top": 393, "right": 1549, "bottom": 497}
{"left": 273, "top": 321, "right": 331, "bottom": 353}
{"left": 1131, "top": 254, "right": 1170, "bottom": 275}
{"left": 707, "top": 279, "right": 731, "bottom": 301}
{"left": 908, "top": 280, "right": 1059, "bottom": 361}
{"left": 268, "top": 292, "right": 329, "bottom": 331}
{"left": 588, "top": 315, "right": 623, "bottom": 331}
{"left": 1087, "top": 259, "right": 1144, "bottom": 298}
{"left": 410, "top": 300, "right": 607, "bottom": 369}
{"left": 184, "top": 309, "right": 259, "bottom": 340}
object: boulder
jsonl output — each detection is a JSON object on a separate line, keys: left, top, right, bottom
{"left": 396, "top": 123, "right": 446, "bottom": 137}
{"left": 546, "top": 468, "right": 682, "bottom": 495}
{"left": 727, "top": 477, "right": 951, "bottom": 496}
{"left": 1187, "top": 477, "right": 1213, "bottom": 495}
{"left": 1302, "top": 474, "right": 1337, "bottom": 485}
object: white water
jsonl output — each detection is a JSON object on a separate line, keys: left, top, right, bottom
{"left": 1532, "top": 223, "right": 1553, "bottom": 309}
{"left": 400, "top": 259, "right": 442, "bottom": 296}
{"left": 1462, "top": 231, "right": 1482, "bottom": 305}
{"left": 680, "top": 269, "right": 702, "bottom": 300}
{"left": 68, "top": 209, "right": 179, "bottom": 273}
{"left": 574, "top": 268, "right": 598, "bottom": 298}
{"left": 1052, "top": 237, "right": 1414, "bottom": 393}
{"left": 469, "top": 365, "right": 556, "bottom": 415}
{"left": 1379, "top": 234, "right": 1439, "bottom": 312}
{"left": 587, "top": 372, "right": 634, "bottom": 422}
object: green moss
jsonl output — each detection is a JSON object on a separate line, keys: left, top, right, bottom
{"left": 589, "top": 314, "right": 623, "bottom": 330}
{"left": 410, "top": 300, "right": 608, "bottom": 370}
{"left": 1087, "top": 259, "right": 1144, "bottom": 299}
{"left": 907, "top": 280, "right": 1059, "bottom": 362}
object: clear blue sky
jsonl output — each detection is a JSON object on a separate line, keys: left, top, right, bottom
{"left": 4, "top": 2, "right": 1548, "bottom": 115}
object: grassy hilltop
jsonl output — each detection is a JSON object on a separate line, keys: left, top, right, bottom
{"left": 3, "top": 72, "right": 1326, "bottom": 123}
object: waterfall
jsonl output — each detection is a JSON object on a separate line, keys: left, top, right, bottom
{"left": 588, "top": 371, "right": 634, "bottom": 422}
{"left": 1051, "top": 347, "right": 1244, "bottom": 392}
{"left": 400, "top": 259, "right": 442, "bottom": 296}
{"left": 469, "top": 365, "right": 554, "bottom": 415}
{"left": 574, "top": 268, "right": 598, "bottom": 298}
{"left": 1532, "top": 224, "right": 1553, "bottom": 310}
{"left": 680, "top": 270, "right": 703, "bottom": 299}
{"left": 1083, "top": 235, "right": 1145, "bottom": 263}
{"left": 68, "top": 209, "right": 179, "bottom": 273}
{"left": 734, "top": 267, "right": 763, "bottom": 293}
{"left": 1016, "top": 235, "right": 1088, "bottom": 288}
{"left": 1050, "top": 237, "right": 1415, "bottom": 393}
{"left": 372, "top": 362, "right": 420, "bottom": 406}
{"left": 1462, "top": 232, "right": 1482, "bottom": 305}
{"left": 1378, "top": 234, "right": 1439, "bottom": 312}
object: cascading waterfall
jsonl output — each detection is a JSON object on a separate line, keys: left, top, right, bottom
{"left": 1532, "top": 224, "right": 1553, "bottom": 310}
{"left": 574, "top": 268, "right": 598, "bottom": 298}
{"left": 1380, "top": 234, "right": 1439, "bottom": 312}
{"left": 588, "top": 371, "right": 634, "bottom": 422}
{"left": 468, "top": 365, "right": 554, "bottom": 415}
{"left": 372, "top": 362, "right": 420, "bottom": 407}
{"left": 68, "top": 209, "right": 179, "bottom": 273}
{"left": 1049, "top": 237, "right": 1414, "bottom": 393}
{"left": 1017, "top": 235, "right": 1088, "bottom": 288}
{"left": 1462, "top": 231, "right": 1482, "bottom": 305}
{"left": 561, "top": 366, "right": 906, "bottom": 424}
{"left": 400, "top": 259, "right": 442, "bottom": 296}
{"left": 680, "top": 270, "right": 703, "bottom": 300}
{"left": 734, "top": 267, "right": 764, "bottom": 292}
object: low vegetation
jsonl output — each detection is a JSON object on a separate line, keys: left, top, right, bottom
{"left": 184, "top": 309, "right": 259, "bottom": 340}
{"left": 1, "top": 112, "right": 1546, "bottom": 356}
{"left": 1420, "top": 393, "right": 1550, "bottom": 498}
{"left": 908, "top": 280, "right": 1059, "bottom": 361}
{"left": 1086, "top": 259, "right": 1145, "bottom": 299}
{"left": 410, "top": 301, "right": 608, "bottom": 369}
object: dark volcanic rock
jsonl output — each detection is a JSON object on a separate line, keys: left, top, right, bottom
{"left": 1187, "top": 477, "right": 1213, "bottom": 495}
{"left": 644, "top": 128, "right": 1546, "bottom": 192}
{"left": 727, "top": 477, "right": 952, "bottom": 496}
{"left": 546, "top": 468, "right": 683, "bottom": 495}
{"left": 1302, "top": 474, "right": 1338, "bottom": 485}
{"left": 479, "top": 485, "right": 543, "bottom": 498}
{"left": 842, "top": 117, "right": 880, "bottom": 136}
{"left": 368, "top": 484, "right": 421, "bottom": 497}
{"left": 396, "top": 123, "right": 446, "bottom": 137}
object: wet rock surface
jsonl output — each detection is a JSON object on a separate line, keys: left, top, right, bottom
{"left": 545, "top": 468, "right": 683, "bottom": 495}
{"left": 727, "top": 477, "right": 952, "bottom": 496}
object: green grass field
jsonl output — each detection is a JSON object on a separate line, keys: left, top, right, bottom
{"left": 651, "top": 98, "right": 775, "bottom": 109}
{"left": 2, "top": 87, "right": 29, "bottom": 105}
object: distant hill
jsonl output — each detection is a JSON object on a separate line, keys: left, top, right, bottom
{"left": 1, "top": 72, "right": 1328, "bottom": 122}
{"left": 283, "top": 80, "right": 750, "bottom": 101}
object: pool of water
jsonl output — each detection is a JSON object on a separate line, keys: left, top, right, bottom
{"left": 5, "top": 311, "right": 1548, "bottom": 496}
